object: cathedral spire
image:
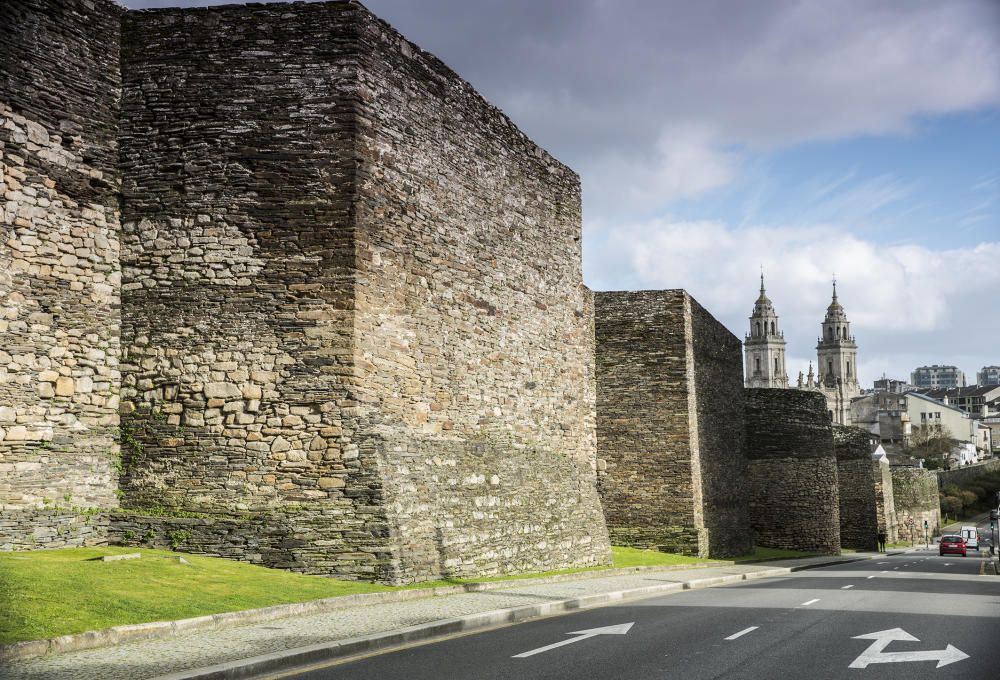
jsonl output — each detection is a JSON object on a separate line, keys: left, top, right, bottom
{"left": 745, "top": 271, "right": 787, "bottom": 389}
{"left": 831, "top": 276, "right": 838, "bottom": 303}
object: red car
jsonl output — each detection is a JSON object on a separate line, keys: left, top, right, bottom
{"left": 939, "top": 535, "right": 967, "bottom": 557}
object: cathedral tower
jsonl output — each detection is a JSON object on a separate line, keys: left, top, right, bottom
{"left": 816, "top": 280, "right": 859, "bottom": 391}
{"left": 745, "top": 274, "right": 788, "bottom": 388}
{"left": 814, "top": 280, "right": 860, "bottom": 423}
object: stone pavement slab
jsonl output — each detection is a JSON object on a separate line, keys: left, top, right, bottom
{"left": 0, "top": 554, "right": 877, "bottom": 680}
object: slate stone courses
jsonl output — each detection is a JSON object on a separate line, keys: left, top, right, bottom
{"left": 745, "top": 389, "right": 840, "bottom": 554}
{"left": 595, "top": 290, "right": 752, "bottom": 558}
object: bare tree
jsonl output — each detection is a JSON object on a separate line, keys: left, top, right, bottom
{"left": 907, "top": 424, "right": 956, "bottom": 470}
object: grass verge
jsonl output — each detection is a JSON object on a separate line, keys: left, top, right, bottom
{"left": 731, "top": 546, "right": 818, "bottom": 562}
{"left": 0, "top": 545, "right": 715, "bottom": 644}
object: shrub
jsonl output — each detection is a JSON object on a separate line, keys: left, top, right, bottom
{"left": 941, "top": 496, "right": 963, "bottom": 517}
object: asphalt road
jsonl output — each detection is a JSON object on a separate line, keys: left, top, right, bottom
{"left": 275, "top": 551, "right": 1000, "bottom": 680}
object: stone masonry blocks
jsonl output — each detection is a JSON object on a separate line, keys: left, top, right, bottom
{"left": 0, "top": 0, "right": 123, "bottom": 548}
{"left": 595, "top": 290, "right": 753, "bottom": 558}
{"left": 745, "top": 389, "right": 840, "bottom": 554}
{"left": 891, "top": 466, "right": 940, "bottom": 544}
{"left": 112, "top": 1, "right": 609, "bottom": 582}
{"left": 832, "top": 426, "right": 879, "bottom": 551}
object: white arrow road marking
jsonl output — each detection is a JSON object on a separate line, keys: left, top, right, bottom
{"left": 801, "top": 598, "right": 820, "bottom": 606}
{"left": 849, "top": 628, "right": 969, "bottom": 669}
{"left": 512, "top": 623, "right": 634, "bottom": 658}
{"left": 724, "top": 626, "right": 758, "bottom": 640}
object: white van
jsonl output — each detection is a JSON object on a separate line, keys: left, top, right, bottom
{"left": 960, "top": 526, "right": 979, "bottom": 550}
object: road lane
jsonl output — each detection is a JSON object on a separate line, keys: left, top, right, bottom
{"left": 280, "top": 553, "right": 1000, "bottom": 680}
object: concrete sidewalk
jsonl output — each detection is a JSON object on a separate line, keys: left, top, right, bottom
{"left": 0, "top": 553, "right": 882, "bottom": 680}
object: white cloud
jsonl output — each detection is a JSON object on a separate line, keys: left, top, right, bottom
{"left": 123, "top": 0, "right": 1000, "bottom": 221}
{"left": 585, "top": 218, "right": 1000, "bottom": 384}
{"left": 583, "top": 125, "right": 738, "bottom": 214}
{"left": 354, "top": 0, "right": 1000, "bottom": 217}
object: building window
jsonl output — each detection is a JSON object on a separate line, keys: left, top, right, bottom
{"left": 755, "top": 357, "right": 760, "bottom": 373}
{"left": 847, "top": 360, "right": 851, "bottom": 377}
{"left": 775, "top": 357, "right": 779, "bottom": 373}
{"left": 828, "top": 360, "right": 833, "bottom": 375}
{"left": 770, "top": 321, "right": 775, "bottom": 335}
{"left": 826, "top": 327, "right": 833, "bottom": 341}
{"left": 756, "top": 322, "right": 761, "bottom": 337}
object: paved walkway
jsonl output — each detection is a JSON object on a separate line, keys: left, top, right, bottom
{"left": 1, "top": 554, "right": 879, "bottom": 680}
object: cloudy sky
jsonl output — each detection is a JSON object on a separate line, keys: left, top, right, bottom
{"left": 126, "top": 0, "right": 1000, "bottom": 386}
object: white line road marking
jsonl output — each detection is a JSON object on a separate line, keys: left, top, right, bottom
{"left": 725, "top": 626, "right": 759, "bottom": 640}
{"left": 512, "top": 623, "right": 634, "bottom": 658}
{"left": 866, "top": 575, "right": 875, "bottom": 579}
{"left": 801, "top": 598, "right": 820, "bottom": 606}
{"left": 841, "top": 585, "right": 854, "bottom": 589}
{"left": 881, "top": 570, "right": 888, "bottom": 573}
{"left": 878, "top": 562, "right": 887, "bottom": 564}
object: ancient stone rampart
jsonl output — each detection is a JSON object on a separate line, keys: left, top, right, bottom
{"left": 833, "top": 426, "right": 879, "bottom": 550}
{"left": 0, "top": 0, "right": 123, "bottom": 549}
{"left": 745, "top": 389, "right": 840, "bottom": 554}
{"left": 595, "top": 290, "right": 752, "bottom": 557}
{"left": 110, "top": 1, "right": 608, "bottom": 582}
{"left": 874, "top": 460, "right": 898, "bottom": 543}
{"left": 936, "top": 460, "right": 1000, "bottom": 488}
{"left": 891, "top": 466, "right": 940, "bottom": 542}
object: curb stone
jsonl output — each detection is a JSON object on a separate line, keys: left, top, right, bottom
{"left": 153, "top": 557, "right": 878, "bottom": 680}
{"left": 0, "top": 561, "right": 730, "bottom": 663}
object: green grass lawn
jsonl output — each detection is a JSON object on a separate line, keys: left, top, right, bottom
{"left": 0, "top": 547, "right": 393, "bottom": 645}
{"left": 0, "top": 545, "right": 718, "bottom": 645}
{"left": 610, "top": 546, "right": 720, "bottom": 568}
{"left": 731, "top": 546, "right": 818, "bottom": 562}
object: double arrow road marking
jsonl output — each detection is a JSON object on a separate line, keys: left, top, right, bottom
{"left": 849, "top": 628, "right": 969, "bottom": 669}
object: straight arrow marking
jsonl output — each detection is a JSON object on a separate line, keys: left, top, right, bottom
{"left": 512, "top": 623, "right": 634, "bottom": 658}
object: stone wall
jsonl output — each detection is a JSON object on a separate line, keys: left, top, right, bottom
{"left": 937, "top": 459, "right": 1000, "bottom": 488}
{"left": 745, "top": 390, "right": 840, "bottom": 554}
{"left": 595, "top": 290, "right": 752, "bottom": 558}
{"left": 891, "top": 466, "right": 940, "bottom": 543}
{"left": 874, "top": 460, "right": 898, "bottom": 543}
{"left": 0, "top": 0, "right": 122, "bottom": 549}
{"left": 348, "top": 10, "right": 610, "bottom": 581}
{"left": 0, "top": 509, "right": 108, "bottom": 551}
{"left": 114, "top": 1, "right": 609, "bottom": 582}
{"left": 833, "top": 426, "right": 878, "bottom": 550}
